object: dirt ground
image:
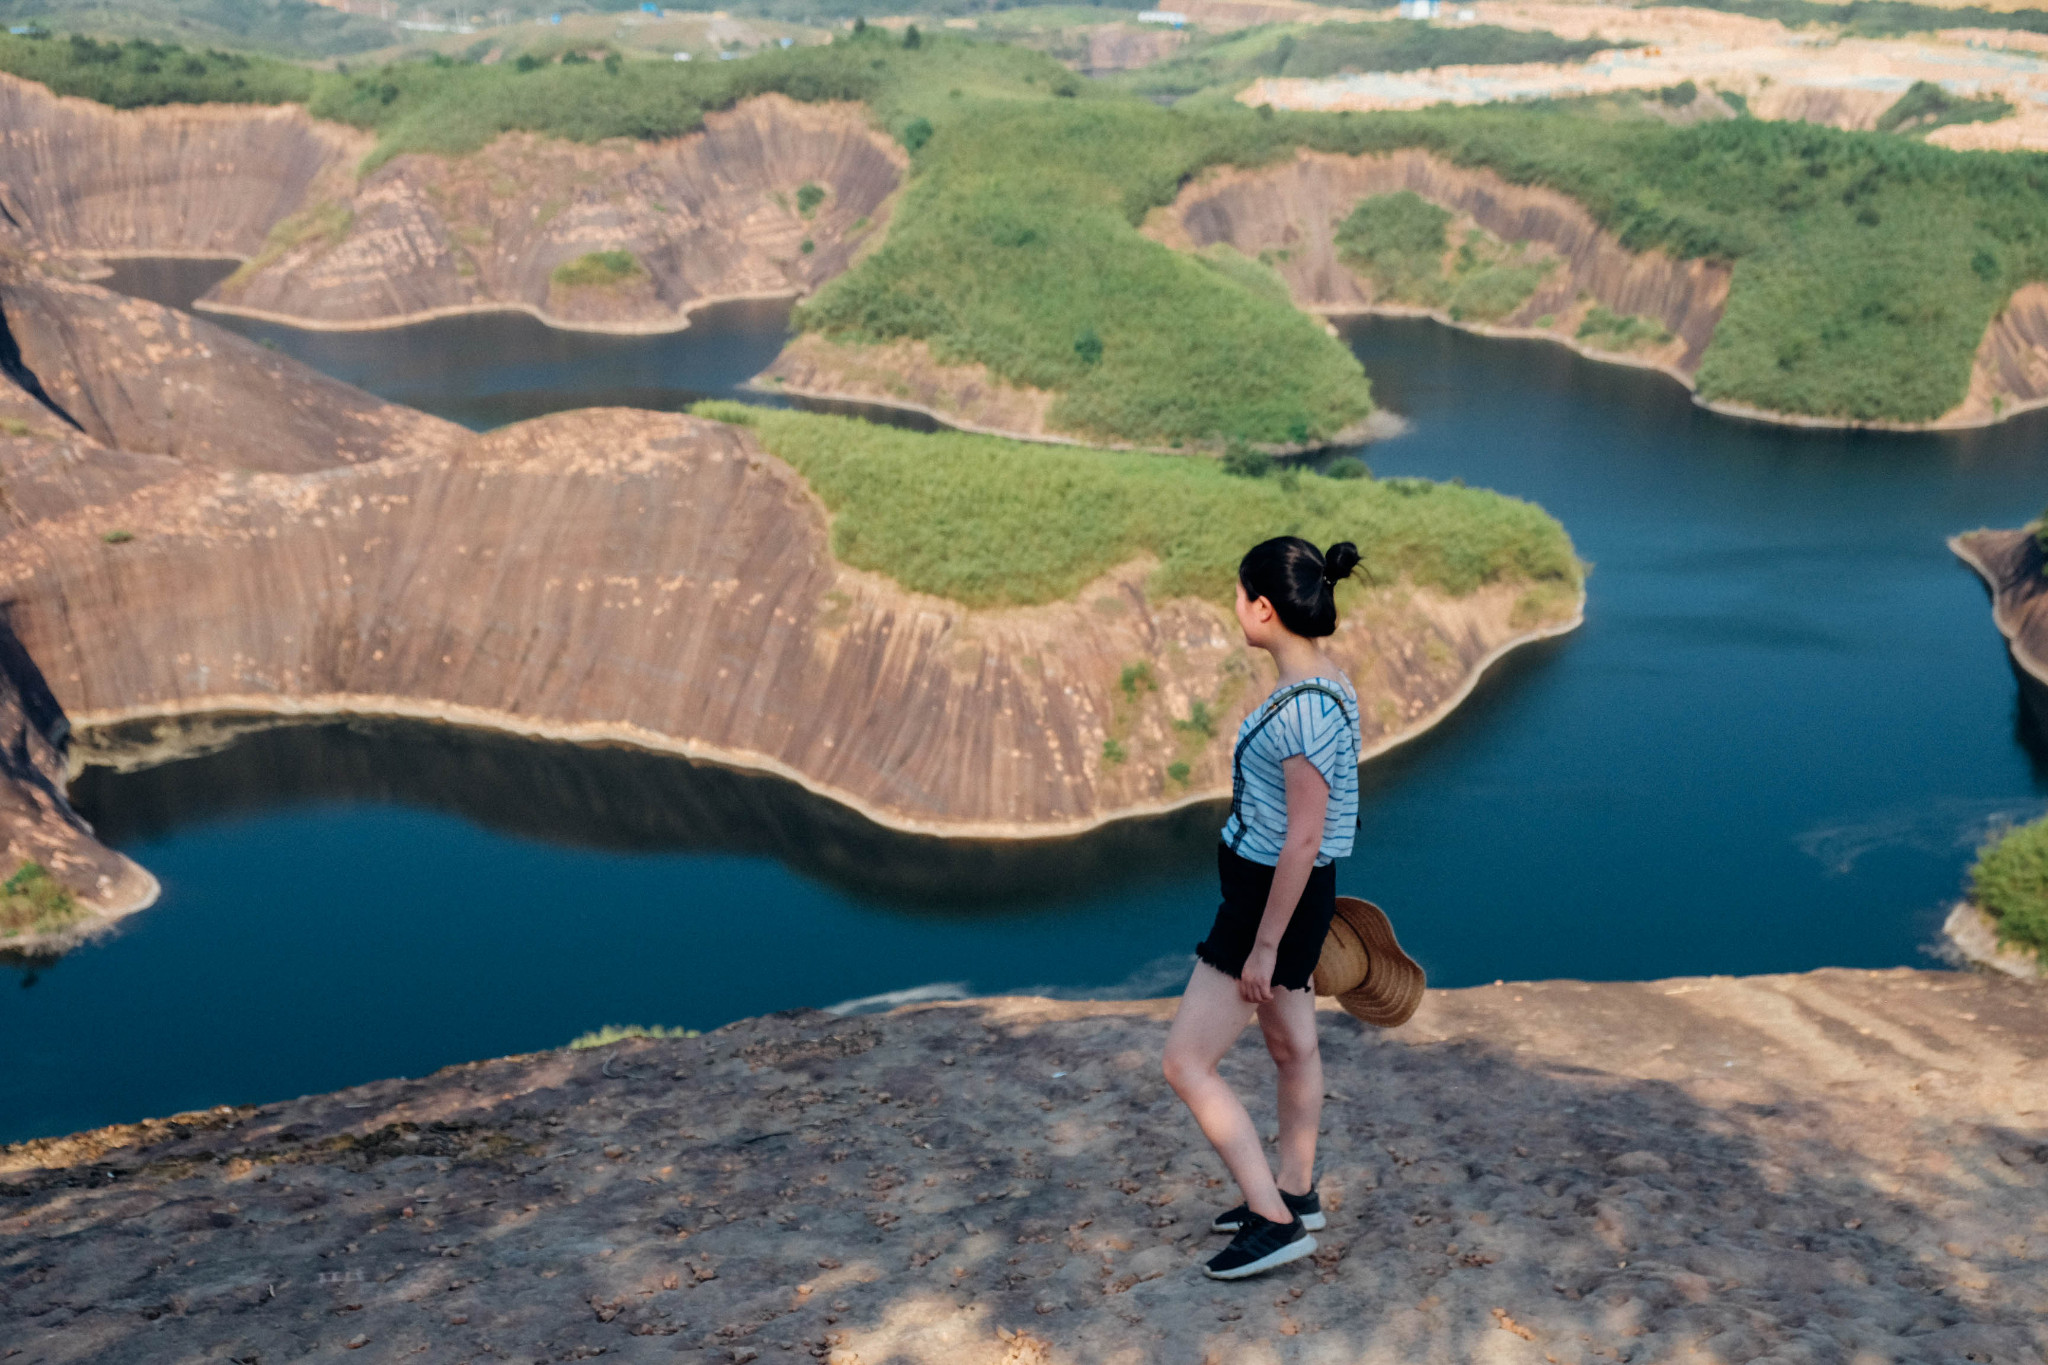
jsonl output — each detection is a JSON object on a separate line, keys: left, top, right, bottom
{"left": 3, "top": 966, "right": 2043, "bottom": 1364}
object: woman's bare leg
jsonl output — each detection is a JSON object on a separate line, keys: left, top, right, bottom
{"left": 1162, "top": 962, "right": 1290, "bottom": 1224}
{"left": 1257, "top": 987, "right": 1322, "bottom": 1195}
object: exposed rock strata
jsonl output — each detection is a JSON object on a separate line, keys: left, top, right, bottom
{"left": 0, "top": 266, "right": 1578, "bottom": 935}
{"left": 204, "top": 96, "right": 907, "bottom": 334}
{"left": 0, "top": 73, "right": 367, "bottom": 262}
{"left": 1147, "top": 148, "right": 2048, "bottom": 431}
{"left": 3, "top": 968, "right": 2043, "bottom": 1363}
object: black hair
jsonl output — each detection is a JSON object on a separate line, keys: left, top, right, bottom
{"left": 1237, "top": 536, "right": 1360, "bottom": 639}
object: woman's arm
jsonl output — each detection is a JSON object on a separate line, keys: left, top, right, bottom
{"left": 1239, "top": 754, "right": 1330, "bottom": 1004}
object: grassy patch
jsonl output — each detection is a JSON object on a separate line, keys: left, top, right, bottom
{"left": 694, "top": 401, "right": 1580, "bottom": 609}
{"left": 0, "top": 31, "right": 316, "bottom": 106}
{"left": 1676, "top": 0, "right": 2048, "bottom": 40}
{"left": 551, "top": 250, "right": 644, "bottom": 288}
{"left": 0, "top": 862, "right": 80, "bottom": 939}
{"left": 1333, "top": 193, "right": 1552, "bottom": 321}
{"left": 224, "top": 201, "right": 354, "bottom": 288}
{"left": 1968, "top": 815, "right": 2048, "bottom": 963}
{"left": 1875, "top": 80, "right": 2014, "bottom": 137}
{"left": 1112, "top": 19, "right": 1627, "bottom": 102}
{"left": 567, "top": 1024, "right": 699, "bottom": 1050}
{"left": 1575, "top": 305, "right": 1673, "bottom": 352}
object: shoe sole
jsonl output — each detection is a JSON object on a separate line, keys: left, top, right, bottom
{"left": 1202, "top": 1233, "right": 1317, "bottom": 1280}
{"left": 1211, "top": 1212, "right": 1326, "bottom": 1234}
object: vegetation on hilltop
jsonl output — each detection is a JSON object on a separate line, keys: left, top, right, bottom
{"left": 694, "top": 402, "right": 1581, "bottom": 610}
{"left": 0, "top": 0, "right": 398, "bottom": 58}
{"left": 1677, "top": 0, "right": 2048, "bottom": 39}
{"left": 0, "top": 30, "right": 313, "bottom": 104}
{"left": 1968, "top": 815, "right": 2048, "bottom": 963}
{"left": 1112, "top": 19, "right": 1627, "bottom": 102}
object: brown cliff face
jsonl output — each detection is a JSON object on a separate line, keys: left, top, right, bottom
{"left": 1952, "top": 525, "right": 2048, "bottom": 689}
{"left": 4, "top": 969, "right": 2043, "bottom": 1362}
{"left": 0, "top": 266, "right": 465, "bottom": 470}
{"left": 1145, "top": 148, "right": 1731, "bottom": 377}
{"left": 0, "top": 73, "right": 367, "bottom": 261}
{"left": 1954, "top": 282, "right": 2048, "bottom": 425}
{"left": 204, "top": 96, "right": 907, "bottom": 333}
{"left": 0, "top": 271, "right": 1575, "bottom": 901}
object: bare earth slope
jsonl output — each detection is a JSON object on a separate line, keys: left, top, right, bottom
{"left": 0, "top": 73, "right": 367, "bottom": 262}
{"left": 0, "top": 264, "right": 1577, "bottom": 942}
{"left": 3, "top": 969, "right": 2042, "bottom": 1364}
{"left": 204, "top": 96, "right": 907, "bottom": 334}
{"left": 1147, "top": 148, "right": 2048, "bottom": 430}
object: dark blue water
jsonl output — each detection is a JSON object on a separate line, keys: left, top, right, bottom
{"left": 6, "top": 263, "right": 2045, "bottom": 1143}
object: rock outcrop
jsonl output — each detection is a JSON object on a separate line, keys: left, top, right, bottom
{"left": 3, "top": 967, "right": 2042, "bottom": 1363}
{"left": 1951, "top": 523, "right": 2048, "bottom": 689}
{"left": 0, "top": 262, "right": 1578, "bottom": 940}
{"left": 203, "top": 96, "right": 907, "bottom": 334}
{"left": 0, "top": 73, "right": 367, "bottom": 262}
{"left": 1145, "top": 147, "right": 1729, "bottom": 379}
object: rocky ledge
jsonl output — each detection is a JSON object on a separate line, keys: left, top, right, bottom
{"left": 2, "top": 967, "right": 2043, "bottom": 1364}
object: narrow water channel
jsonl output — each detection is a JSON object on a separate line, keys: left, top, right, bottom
{"left": 4, "top": 264, "right": 2043, "bottom": 1143}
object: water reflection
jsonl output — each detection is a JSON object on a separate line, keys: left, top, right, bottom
{"left": 70, "top": 716, "right": 1225, "bottom": 912}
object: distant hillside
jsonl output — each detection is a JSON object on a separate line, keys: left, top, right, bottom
{"left": 1111, "top": 18, "right": 1630, "bottom": 101}
{"left": 0, "top": 0, "right": 398, "bottom": 58}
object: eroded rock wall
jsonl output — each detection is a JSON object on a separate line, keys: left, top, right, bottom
{"left": 1952, "top": 524, "right": 2048, "bottom": 686}
{"left": 1955, "top": 282, "right": 2048, "bottom": 425}
{"left": 205, "top": 96, "right": 907, "bottom": 333}
{"left": 0, "top": 73, "right": 366, "bottom": 261}
{"left": 1146, "top": 148, "right": 1731, "bottom": 375}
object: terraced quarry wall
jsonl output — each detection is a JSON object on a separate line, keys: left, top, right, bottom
{"left": 0, "top": 72, "right": 366, "bottom": 261}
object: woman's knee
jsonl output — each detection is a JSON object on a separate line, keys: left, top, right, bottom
{"left": 1263, "top": 1019, "right": 1320, "bottom": 1072}
{"left": 1161, "top": 1047, "right": 1208, "bottom": 1093}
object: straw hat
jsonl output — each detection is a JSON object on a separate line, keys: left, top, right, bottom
{"left": 1313, "top": 897, "right": 1426, "bottom": 1028}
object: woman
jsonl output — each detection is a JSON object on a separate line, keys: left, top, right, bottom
{"left": 1162, "top": 535, "right": 1363, "bottom": 1282}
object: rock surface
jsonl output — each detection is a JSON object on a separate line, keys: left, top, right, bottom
{"left": 0, "top": 74, "right": 367, "bottom": 263}
{"left": 3, "top": 967, "right": 2043, "bottom": 1364}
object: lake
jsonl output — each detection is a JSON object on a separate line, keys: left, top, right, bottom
{"left": 4, "top": 260, "right": 2043, "bottom": 1143}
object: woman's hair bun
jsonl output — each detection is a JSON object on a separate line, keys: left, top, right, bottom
{"left": 1322, "top": 541, "right": 1360, "bottom": 585}
{"left": 1237, "top": 535, "right": 1360, "bottom": 638}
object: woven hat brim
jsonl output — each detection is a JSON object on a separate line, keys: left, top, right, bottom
{"left": 1332, "top": 896, "right": 1425, "bottom": 1028}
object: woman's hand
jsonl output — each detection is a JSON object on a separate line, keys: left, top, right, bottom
{"left": 1240, "top": 942, "right": 1279, "bottom": 1004}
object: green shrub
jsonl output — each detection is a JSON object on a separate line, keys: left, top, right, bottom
{"left": 567, "top": 1024, "right": 699, "bottom": 1050}
{"left": 1875, "top": 80, "right": 2013, "bottom": 136}
{"left": 692, "top": 402, "right": 1580, "bottom": 610}
{"left": 0, "top": 32, "right": 315, "bottom": 107}
{"left": 1324, "top": 455, "right": 1370, "bottom": 480}
{"left": 1967, "top": 816, "right": 2048, "bottom": 963}
{"left": 795, "top": 181, "right": 826, "bottom": 217}
{"left": 0, "top": 861, "right": 80, "bottom": 939}
{"left": 101, "top": 529, "right": 135, "bottom": 544}
{"left": 551, "top": 250, "right": 643, "bottom": 288}
{"left": 1575, "top": 305, "right": 1673, "bottom": 352}
{"left": 1334, "top": 192, "right": 1453, "bottom": 305}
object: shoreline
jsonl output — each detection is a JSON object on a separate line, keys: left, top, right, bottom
{"left": 1949, "top": 530, "right": 2048, "bottom": 688}
{"left": 193, "top": 286, "right": 808, "bottom": 337}
{"left": 747, "top": 374, "right": 1404, "bottom": 455}
{"left": 1313, "top": 302, "right": 2048, "bottom": 434}
{"left": 1943, "top": 900, "right": 2046, "bottom": 981}
{"left": 65, "top": 591, "right": 1584, "bottom": 845}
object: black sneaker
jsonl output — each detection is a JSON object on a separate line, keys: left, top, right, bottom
{"left": 1202, "top": 1212, "right": 1316, "bottom": 1280}
{"left": 1211, "top": 1187, "right": 1325, "bottom": 1234}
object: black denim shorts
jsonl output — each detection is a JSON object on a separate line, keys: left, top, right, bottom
{"left": 1194, "top": 843, "right": 1337, "bottom": 993}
